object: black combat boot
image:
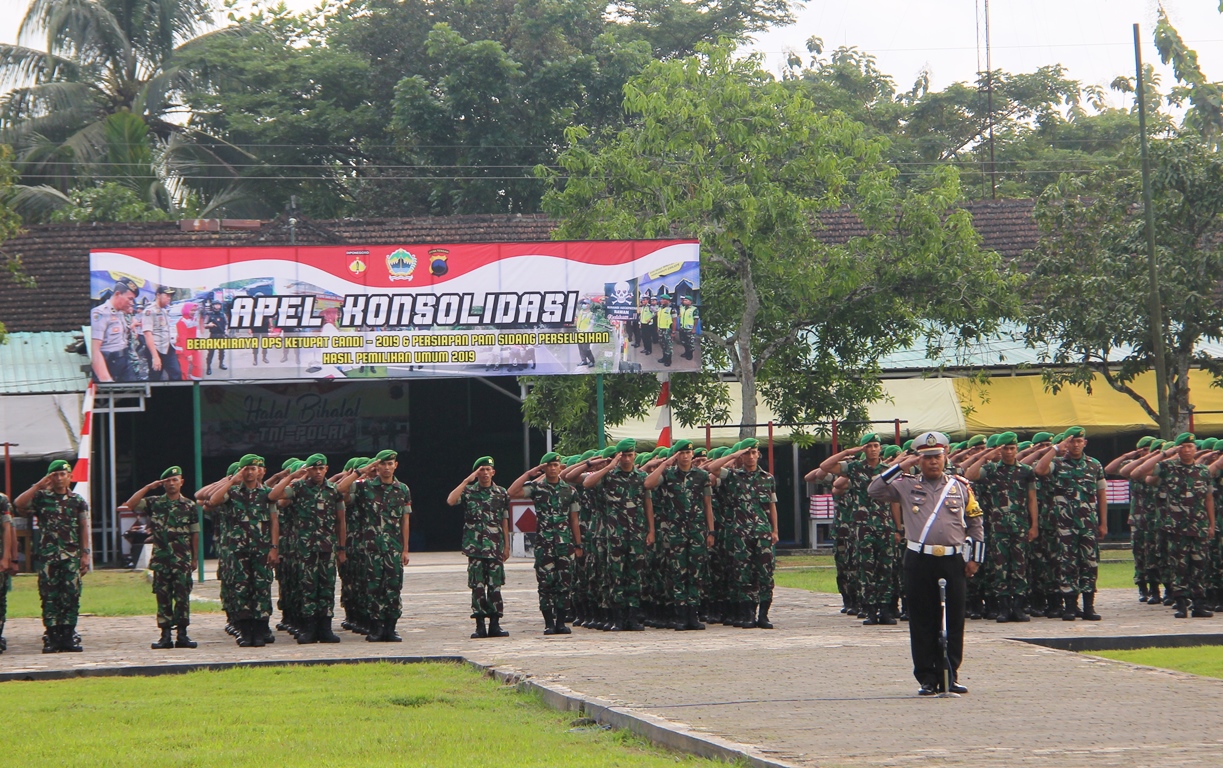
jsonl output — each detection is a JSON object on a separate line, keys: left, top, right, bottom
{"left": 967, "top": 595, "right": 983, "bottom": 620}
{"left": 995, "top": 596, "right": 1012, "bottom": 623}
{"left": 839, "top": 592, "right": 851, "bottom": 614}
{"left": 1174, "top": 597, "right": 1189, "bottom": 619}
{"left": 366, "top": 621, "right": 385, "bottom": 642}
{"left": 878, "top": 603, "right": 897, "bottom": 626}
{"left": 487, "top": 616, "right": 510, "bottom": 637}
{"left": 553, "top": 607, "right": 571, "bottom": 635}
{"left": 151, "top": 625, "right": 174, "bottom": 649}
{"left": 1081, "top": 592, "right": 1101, "bottom": 621}
{"left": 236, "top": 619, "right": 253, "bottom": 647}
{"left": 737, "top": 603, "right": 757, "bottom": 628}
{"left": 1138, "top": 581, "right": 1150, "bottom": 602}
{"left": 624, "top": 610, "right": 645, "bottom": 631}
{"left": 1062, "top": 593, "right": 1078, "bottom": 621}
{"left": 261, "top": 618, "right": 275, "bottom": 644}
{"left": 42, "top": 627, "right": 58, "bottom": 654}
{"left": 686, "top": 606, "right": 706, "bottom": 631}
{"left": 317, "top": 615, "right": 341, "bottom": 643}
{"left": 1044, "top": 593, "right": 1062, "bottom": 619}
{"left": 756, "top": 601, "right": 774, "bottom": 629}
{"left": 382, "top": 621, "right": 403, "bottom": 641}
{"left": 1191, "top": 600, "right": 1214, "bottom": 618}
{"left": 899, "top": 598, "right": 909, "bottom": 621}
{"left": 61, "top": 626, "right": 83, "bottom": 652}
{"left": 295, "top": 618, "right": 318, "bottom": 644}
{"left": 175, "top": 625, "right": 198, "bottom": 649}
{"left": 722, "top": 602, "right": 736, "bottom": 626}
{"left": 862, "top": 605, "right": 880, "bottom": 626}
{"left": 542, "top": 610, "right": 557, "bottom": 636}
{"left": 0, "top": 619, "right": 7, "bottom": 652}
{"left": 1029, "top": 591, "right": 1045, "bottom": 615}
{"left": 1149, "top": 583, "right": 1163, "bottom": 605}
{"left": 471, "top": 617, "right": 488, "bottom": 638}
{"left": 1011, "top": 596, "right": 1031, "bottom": 622}
{"left": 982, "top": 596, "right": 997, "bottom": 621}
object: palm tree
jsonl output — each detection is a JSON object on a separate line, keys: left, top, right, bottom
{"left": 0, "top": 0, "right": 253, "bottom": 217}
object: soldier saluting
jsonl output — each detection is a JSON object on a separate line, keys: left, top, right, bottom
{"left": 448, "top": 457, "right": 512, "bottom": 639}
{"left": 868, "top": 432, "right": 983, "bottom": 696}
{"left": 124, "top": 466, "right": 200, "bottom": 649}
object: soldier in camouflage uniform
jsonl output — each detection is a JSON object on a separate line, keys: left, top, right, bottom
{"left": 269, "top": 454, "right": 346, "bottom": 644}
{"left": 583, "top": 438, "right": 654, "bottom": 632}
{"left": 125, "top": 466, "right": 200, "bottom": 649}
{"left": 645, "top": 440, "right": 715, "bottom": 631}
{"left": 1018, "top": 434, "right": 1059, "bottom": 616}
{"left": 210, "top": 454, "right": 278, "bottom": 647}
{"left": 1107, "top": 438, "right": 1162, "bottom": 603}
{"left": 342, "top": 449, "right": 411, "bottom": 642}
{"left": 1129, "top": 433, "right": 1217, "bottom": 618}
{"left": 563, "top": 451, "right": 602, "bottom": 628}
{"left": 704, "top": 447, "right": 736, "bottom": 624}
{"left": 964, "top": 433, "right": 1037, "bottom": 622}
{"left": 0, "top": 492, "right": 16, "bottom": 652}
{"left": 510, "top": 451, "right": 580, "bottom": 635}
{"left": 16, "top": 460, "right": 91, "bottom": 653}
{"left": 335, "top": 457, "right": 370, "bottom": 635}
{"left": 448, "top": 456, "right": 512, "bottom": 638}
{"left": 1034, "top": 426, "right": 1108, "bottom": 621}
{"left": 269, "top": 458, "right": 302, "bottom": 635}
{"left": 708, "top": 438, "right": 779, "bottom": 629}
{"left": 817, "top": 434, "right": 896, "bottom": 625}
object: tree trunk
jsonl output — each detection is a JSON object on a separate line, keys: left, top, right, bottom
{"left": 1169, "top": 351, "right": 1193, "bottom": 434}
{"left": 739, "top": 356, "right": 758, "bottom": 439}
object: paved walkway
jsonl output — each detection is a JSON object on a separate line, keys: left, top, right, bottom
{"left": 6, "top": 554, "right": 1223, "bottom": 767}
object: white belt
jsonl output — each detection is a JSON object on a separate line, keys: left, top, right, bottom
{"left": 907, "top": 540, "right": 959, "bottom": 557}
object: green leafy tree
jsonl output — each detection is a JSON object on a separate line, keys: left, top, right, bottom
{"left": 0, "top": 147, "right": 33, "bottom": 331}
{"left": 1024, "top": 135, "right": 1223, "bottom": 434}
{"left": 536, "top": 42, "right": 1019, "bottom": 442}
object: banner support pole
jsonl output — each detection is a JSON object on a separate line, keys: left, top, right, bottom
{"left": 193, "top": 382, "right": 205, "bottom": 584}
{"left": 596, "top": 374, "right": 605, "bottom": 449}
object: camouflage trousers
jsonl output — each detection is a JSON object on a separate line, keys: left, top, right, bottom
{"left": 1130, "top": 518, "right": 1160, "bottom": 585}
{"left": 833, "top": 522, "right": 858, "bottom": 603}
{"left": 367, "top": 548, "right": 405, "bottom": 623}
{"left": 663, "top": 528, "right": 707, "bottom": 608}
{"left": 1055, "top": 513, "right": 1099, "bottom": 595}
{"left": 221, "top": 546, "right": 273, "bottom": 620}
{"left": 1159, "top": 531, "right": 1210, "bottom": 601}
{"left": 1210, "top": 530, "right": 1223, "bottom": 594}
{"left": 151, "top": 554, "right": 193, "bottom": 628}
{"left": 728, "top": 532, "right": 775, "bottom": 603}
{"left": 678, "top": 329, "right": 695, "bottom": 358}
{"left": 339, "top": 542, "right": 366, "bottom": 620}
{"left": 0, "top": 572, "right": 8, "bottom": 626}
{"left": 38, "top": 555, "right": 82, "bottom": 630}
{"left": 605, "top": 531, "right": 647, "bottom": 609}
{"left": 855, "top": 525, "right": 896, "bottom": 607}
{"left": 989, "top": 517, "right": 1031, "bottom": 597}
{"left": 468, "top": 556, "right": 505, "bottom": 618}
{"left": 643, "top": 522, "right": 667, "bottom": 608}
{"left": 533, "top": 540, "right": 572, "bottom": 615}
{"left": 1030, "top": 515, "right": 1061, "bottom": 594}
{"left": 705, "top": 530, "right": 731, "bottom": 606}
{"left": 298, "top": 552, "right": 338, "bottom": 618}
{"left": 276, "top": 545, "right": 299, "bottom": 618}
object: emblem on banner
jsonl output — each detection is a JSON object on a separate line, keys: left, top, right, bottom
{"left": 386, "top": 248, "right": 418, "bottom": 281}
{"left": 429, "top": 248, "right": 450, "bottom": 277}
{"left": 348, "top": 255, "right": 366, "bottom": 276}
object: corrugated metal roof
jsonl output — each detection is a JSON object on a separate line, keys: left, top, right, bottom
{"left": 0, "top": 331, "right": 89, "bottom": 394}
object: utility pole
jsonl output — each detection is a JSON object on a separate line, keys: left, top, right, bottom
{"left": 1134, "top": 23, "right": 1172, "bottom": 438}
{"left": 985, "top": 0, "right": 997, "bottom": 199}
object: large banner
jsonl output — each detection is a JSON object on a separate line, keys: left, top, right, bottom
{"left": 88, "top": 240, "right": 701, "bottom": 383}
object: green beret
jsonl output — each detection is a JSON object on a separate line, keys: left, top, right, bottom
{"left": 1017, "top": 441, "right": 1032, "bottom": 451}
{"left": 858, "top": 433, "right": 881, "bottom": 446}
{"left": 997, "top": 432, "right": 1018, "bottom": 446}
{"left": 967, "top": 434, "right": 986, "bottom": 447}
{"left": 739, "top": 438, "right": 759, "bottom": 450}
{"left": 288, "top": 460, "right": 305, "bottom": 472}
{"left": 540, "top": 451, "right": 560, "bottom": 464}
{"left": 580, "top": 450, "right": 597, "bottom": 461}
{"left": 985, "top": 435, "right": 1000, "bottom": 448}
{"left": 1136, "top": 436, "right": 1154, "bottom": 449}
{"left": 882, "top": 445, "right": 902, "bottom": 459}
{"left": 472, "top": 455, "right": 494, "bottom": 470}
{"left": 47, "top": 459, "right": 71, "bottom": 475}
{"left": 1172, "top": 432, "right": 1195, "bottom": 447}
{"left": 343, "top": 458, "right": 361, "bottom": 472}
{"left": 303, "top": 453, "right": 327, "bottom": 468}
{"left": 282, "top": 458, "right": 301, "bottom": 471}
{"left": 1204, "top": 438, "right": 1219, "bottom": 450}
{"left": 373, "top": 449, "right": 398, "bottom": 463}
{"left": 1032, "top": 432, "right": 1053, "bottom": 443}
{"left": 1064, "top": 426, "right": 1085, "bottom": 438}
{"left": 227, "top": 462, "right": 241, "bottom": 475}
{"left": 599, "top": 446, "right": 617, "bottom": 459}
{"left": 1195, "top": 439, "right": 1206, "bottom": 449}
{"left": 615, "top": 438, "right": 637, "bottom": 453}
{"left": 161, "top": 466, "right": 182, "bottom": 480}
{"left": 671, "top": 439, "right": 693, "bottom": 452}
{"left": 693, "top": 447, "right": 706, "bottom": 457}
{"left": 953, "top": 442, "right": 967, "bottom": 451}
{"left": 1052, "top": 433, "right": 1066, "bottom": 444}
{"left": 238, "top": 454, "right": 265, "bottom": 468}
{"left": 902, "top": 439, "right": 914, "bottom": 451}
{"left": 634, "top": 454, "right": 647, "bottom": 466}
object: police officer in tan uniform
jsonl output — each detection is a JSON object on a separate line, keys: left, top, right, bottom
{"left": 90, "top": 277, "right": 139, "bottom": 382}
{"left": 868, "top": 431, "right": 984, "bottom": 696}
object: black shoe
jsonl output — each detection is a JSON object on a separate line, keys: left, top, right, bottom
{"left": 151, "top": 626, "right": 174, "bottom": 650}
{"left": 237, "top": 619, "right": 255, "bottom": 647}
{"left": 918, "top": 683, "right": 938, "bottom": 696}
{"left": 366, "top": 622, "right": 384, "bottom": 642}
{"left": 206, "top": 365, "right": 212, "bottom": 375}
{"left": 382, "top": 621, "right": 403, "bottom": 641}
{"left": 1191, "top": 601, "right": 1214, "bottom": 618}
{"left": 878, "top": 604, "right": 897, "bottom": 626}
{"left": 487, "top": 617, "right": 510, "bottom": 637}
{"left": 609, "top": 609, "right": 625, "bottom": 632}
{"left": 472, "top": 617, "right": 488, "bottom": 638}
{"left": 1081, "top": 592, "right": 1101, "bottom": 621}
{"left": 1174, "top": 598, "right": 1189, "bottom": 619}
{"left": 948, "top": 682, "right": 968, "bottom": 694}
{"left": 1011, "top": 597, "right": 1031, "bottom": 622}
{"left": 543, "top": 610, "right": 557, "bottom": 636}
{"left": 995, "top": 596, "right": 1012, "bottom": 623}
{"left": 687, "top": 606, "right": 707, "bottom": 631}
{"left": 1044, "top": 593, "right": 1062, "bottom": 619}
{"left": 624, "top": 611, "right": 645, "bottom": 631}
{"left": 862, "top": 605, "right": 880, "bottom": 626}
{"left": 218, "top": 362, "right": 227, "bottom": 370}
{"left": 175, "top": 626, "right": 198, "bottom": 649}
{"left": 60, "top": 625, "right": 83, "bottom": 652}
{"left": 968, "top": 597, "right": 983, "bottom": 620}
{"left": 553, "top": 612, "right": 571, "bottom": 635}
{"left": 295, "top": 621, "right": 317, "bottom": 644}
{"left": 42, "top": 627, "right": 59, "bottom": 654}
{"left": 1138, "top": 582, "right": 1150, "bottom": 602}
{"left": 316, "top": 616, "right": 341, "bottom": 643}
{"left": 736, "top": 603, "right": 756, "bottom": 628}
{"left": 261, "top": 619, "right": 275, "bottom": 644}
{"left": 1062, "top": 594, "right": 1078, "bottom": 621}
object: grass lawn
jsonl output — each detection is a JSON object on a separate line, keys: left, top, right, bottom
{"left": 1091, "top": 646, "right": 1223, "bottom": 680}
{"left": 775, "top": 552, "right": 1138, "bottom": 592}
{"left": 7, "top": 569, "right": 222, "bottom": 618}
{"left": 6, "top": 662, "right": 721, "bottom": 767}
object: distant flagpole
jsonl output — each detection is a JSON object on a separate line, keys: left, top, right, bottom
{"left": 655, "top": 374, "right": 672, "bottom": 447}
{"left": 71, "top": 382, "right": 95, "bottom": 498}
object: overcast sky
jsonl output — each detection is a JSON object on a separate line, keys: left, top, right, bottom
{"left": 2, "top": 0, "right": 1221, "bottom": 110}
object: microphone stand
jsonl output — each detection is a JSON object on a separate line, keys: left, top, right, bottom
{"left": 937, "top": 577, "right": 960, "bottom": 698}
